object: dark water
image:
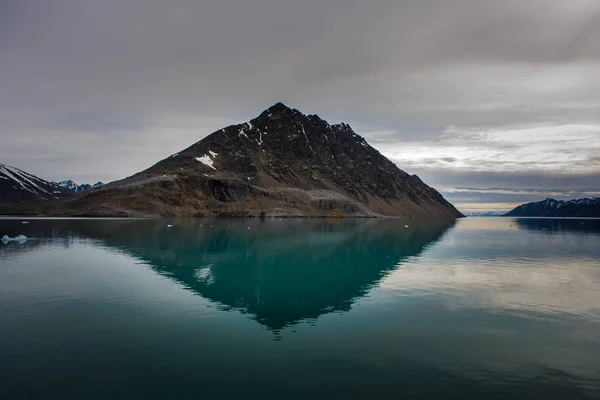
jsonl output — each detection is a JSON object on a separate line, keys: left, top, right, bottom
{"left": 1, "top": 217, "right": 600, "bottom": 399}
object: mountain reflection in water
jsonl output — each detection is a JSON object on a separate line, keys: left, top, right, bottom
{"left": 1, "top": 218, "right": 454, "bottom": 330}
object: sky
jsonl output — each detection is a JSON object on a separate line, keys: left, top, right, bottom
{"left": 1, "top": 0, "right": 599, "bottom": 213}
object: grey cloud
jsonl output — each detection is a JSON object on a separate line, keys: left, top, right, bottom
{"left": 409, "top": 169, "right": 600, "bottom": 193}
{"left": 441, "top": 157, "right": 458, "bottom": 163}
{"left": 0, "top": 0, "right": 599, "bottom": 206}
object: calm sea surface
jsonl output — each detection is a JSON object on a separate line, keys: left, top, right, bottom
{"left": 1, "top": 217, "right": 600, "bottom": 399}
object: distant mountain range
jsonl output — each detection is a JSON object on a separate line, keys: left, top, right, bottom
{"left": 53, "top": 180, "right": 104, "bottom": 193}
{"left": 464, "top": 211, "right": 504, "bottom": 217}
{"left": 0, "top": 103, "right": 462, "bottom": 218}
{"left": 504, "top": 197, "right": 600, "bottom": 217}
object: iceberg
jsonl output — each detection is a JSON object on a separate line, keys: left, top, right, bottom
{"left": 1, "top": 234, "right": 27, "bottom": 244}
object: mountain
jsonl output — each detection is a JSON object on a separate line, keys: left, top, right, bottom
{"left": 1, "top": 103, "right": 463, "bottom": 218}
{"left": 54, "top": 180, "right": 104, "bottom": 193}
{"left": 0, "top": 163, "right": 71, "bottom": 203}
{"left": 503, "top": 197, "right": 600, "bottom": 217}
{"left": 464, "top": 211, "right": 504, "bottom": 217}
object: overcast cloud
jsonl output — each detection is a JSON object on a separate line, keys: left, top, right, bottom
{"left": 1, "top": 0, "right": 599, "bottom": 212}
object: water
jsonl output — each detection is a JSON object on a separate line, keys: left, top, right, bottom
{"left": 1, "top": 217, "right": 600, "bottom": 399}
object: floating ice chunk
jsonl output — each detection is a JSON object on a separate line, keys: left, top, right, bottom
{"left": 167, "top": 224, "right": 173, "bottom": 228}
{"left": 195, "top": 155, "right": 216, "bottom": 170}
{"left": 405, "top": 225, "right": 409, "bottom": 228}
{"left": 21, "top": 221, "right": 29, "bottom": 224}
{"left": 2, "top": 235, "right": 27, "bottom": 244}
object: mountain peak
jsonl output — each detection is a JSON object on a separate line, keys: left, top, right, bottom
{"left": 267, "top": 102, "right": 293, "bottom": 114}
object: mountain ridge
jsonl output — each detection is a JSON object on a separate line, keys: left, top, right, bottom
{"left": 503, "top": 197, "right": 600, "bottom": 217}
{"left": 0, "top": 163, "right": 71, "bottom": 203}
{"left": 1, "top": 103, "right": 463, "bottom": 219}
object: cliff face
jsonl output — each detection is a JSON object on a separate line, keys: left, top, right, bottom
{"left": 2, "top": 103, "right": 463, "bottom": 218}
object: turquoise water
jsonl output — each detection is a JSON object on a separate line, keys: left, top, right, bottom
{"left": 1, "top": 217, "right": 600, "bottom": 399}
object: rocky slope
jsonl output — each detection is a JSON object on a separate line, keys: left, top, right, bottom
{"left": 0, "top": 163, "right": 70, "bottom": 203}
{"left": 1, "top": 103, "right": 463, "bottom": 218}
{"left": 504, "top": 197, "right": 600, "bottom": 217}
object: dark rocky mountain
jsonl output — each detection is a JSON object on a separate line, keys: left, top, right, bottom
{"left": 53, "top": 180, "right": 104, "bottom": 193}
{"left": 0, "top": 163, "right": 70, "bottom": 203}
{"left": 1, "top": 103, "right": 463, "bottom": 218}
{"left": 504, "top": 197, "right": 600, "bottom": 217}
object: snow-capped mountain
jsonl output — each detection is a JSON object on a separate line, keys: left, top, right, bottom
{"left": 54, "top": 180, "right": 104, "bottom": 193}
{"left": 504, "top": 197, "right": 600, "bottom": 217}
{"left": 0, "top": 163, "right": 71, "bottom": 203}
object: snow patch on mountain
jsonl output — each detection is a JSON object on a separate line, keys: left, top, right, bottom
{"left": 195, "top": 155, "right": 216, "bottom": 170}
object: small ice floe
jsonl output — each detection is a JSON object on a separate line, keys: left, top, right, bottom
{"left": 405, "top": 225, "right": 409, "bottom": 228}
{"left": 21, "top": 221, "right": 29, "bottom": 224}
{"left": 2, "top": 235, "right": 27, "bottom": 244}
{"left": 247, "top": 227, "right": 250, "bottom": 230}
{"left": 167, "top": 224, "right": 173, "bottom": 228}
